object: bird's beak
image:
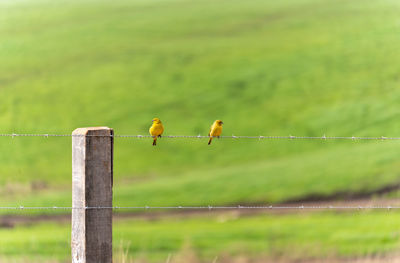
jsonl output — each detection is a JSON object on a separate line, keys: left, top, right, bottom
{"left": 221, "top": 121, "right": 224, "bottom": 124}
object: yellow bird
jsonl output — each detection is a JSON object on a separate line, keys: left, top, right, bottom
{"left": 149, "top": 117, "right": 164, "bottom": 146}
{"left": 208, "top": 120, "right": 223, "bottom": 145}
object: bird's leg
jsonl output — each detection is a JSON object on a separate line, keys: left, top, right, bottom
{"left": 158, "top": 135, "right": 162, "bottom": 138}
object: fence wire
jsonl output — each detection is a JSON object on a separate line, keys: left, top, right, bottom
{"left": 1, "top": 133, "right": 400, "bottom": 140}
{"left": 0, "top": 133, "right": 398, "bottom": 212}
{"left": 0, "top": 205, "right": 400, "bottom": 210}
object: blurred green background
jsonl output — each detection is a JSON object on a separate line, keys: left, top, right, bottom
{"left": 1, "top": 0, "right": 400, "bottom": 262}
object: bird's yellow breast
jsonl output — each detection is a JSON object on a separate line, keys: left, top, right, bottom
{"left": 209, "top": 124, "right": 222, "bottom": 137}
{"left": 149, "top": 123, "right": 164, "bottom": 136}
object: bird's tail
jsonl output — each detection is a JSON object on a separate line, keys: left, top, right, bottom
{"left": 208, "top": 137, "right": 212, "bottom": 145}
{"left": 153, "top": 138, "right": 157, "bottom": 146}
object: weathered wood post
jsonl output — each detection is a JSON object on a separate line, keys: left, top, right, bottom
{"left": 71, "top": 127, "right": 114, "bottom": 263}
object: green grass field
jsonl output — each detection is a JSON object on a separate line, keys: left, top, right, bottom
{"left": 2, "top": 212, "right": 400, "bottom": 262}
{"left": 1, "top": 0, "right": 400, "bottom": 208}
{"left": 1, "top": 0, "right": 400, "bottom": 261}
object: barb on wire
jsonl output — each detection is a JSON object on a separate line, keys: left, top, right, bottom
{"left": 1, "top": 133, "right": 400, "bottom": 140}
{"left": 0, "top": 205, "right": 400, "bottom": 210}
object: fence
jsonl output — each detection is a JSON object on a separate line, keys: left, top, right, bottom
{"left": 2, "top": 133, "right": 400, "bottom": 140}
{"left": 2, "top": 127, "right": 400, "bottom": 262}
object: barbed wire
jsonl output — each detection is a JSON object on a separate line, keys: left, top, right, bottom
{"left": 1, "top": 205, "right": 400, "bottom": 210}
{"left": 1, "top": 133, "right": 400, "bottom": 140}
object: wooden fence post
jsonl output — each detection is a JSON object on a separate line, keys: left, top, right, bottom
{"left": 71, "top": 127, "right": 114, "bottom": 263}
